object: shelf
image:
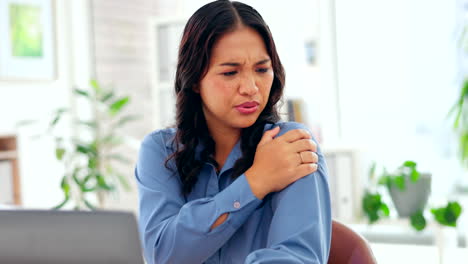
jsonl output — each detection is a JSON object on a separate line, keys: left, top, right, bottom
{"left": 0, "top": 136, "right": 21, "bottom": 205}
{"left": 0, "top": 151, "right": 17, "bottom": 160}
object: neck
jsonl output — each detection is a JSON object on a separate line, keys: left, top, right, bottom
{"left": 207, "top": 125, "right": 241, "bottom": 170}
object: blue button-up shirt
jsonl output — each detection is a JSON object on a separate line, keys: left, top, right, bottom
{"left": 135, "top": 122, "right": 332, "bottom": 264}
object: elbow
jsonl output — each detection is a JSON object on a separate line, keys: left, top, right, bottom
{"left": 144, "top": 235, "right": 176, "bottom": 264}
{"left": 144, "top": 234, "right": 194, "bottom": 264}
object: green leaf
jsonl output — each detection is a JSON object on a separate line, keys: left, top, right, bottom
{"left": 76, "top": 144, "right": 89, "bottom": 154}
{"left": 362, "top": 191, "right": 389, "bottom": 224}
{"left": 49, "top": 108, "right": 68, "bottom": 128}
{"left": 378, "top": 175, "right": 390, "bottom": 186}
{"left": 449, "top": 201, "right": 463, "bottom": 217}
{"left": 84, "top": 199, "right": 96, "bottom": 210}
{"left": 380, "top": 203, "right": 390, "bottom": 216}
{"left": 410, "top": 169, "right": 420, "bottom": 182}
{"left": 461, "top": 134, "right": 467, "bottom": 159}
{"left": 88, "top": 158, "right": 98, "bottom": 169}
{"left": 114, "top": 115, "right": 140, "bottom": 128}
{"left": 451, "top": 79, "right": 468, "bottom": 129}
{"left": 100, "top": 91, "right": 114, "bottom": 103}
{"left": 74, "top": 88, "right": 90, "bottom": 98}
{"left": 454, "top": 104, "right": 463, "bottom": 129}
{"left": 109, "top": 97, "right": 130, "bottom": 116}
{"left": 78, "top": 174, "right": 96, "bottom": 192}
{"left": 96, "top": 174, "right": 114, "bottom": 191}
{"left": 78, "top": 120, "right": 97, "bottom": 128}
{"left": 410, "top": 211, "right": 427, "bottom": 231}
{"left": 82, "top": 187, "right": 97, "bottom": 193}
{"left": 72, "top": 169, "right": 82, "bottom": 187}
{"left": 461, "top": 132, "right": 468, "bottom": 163}
{"left": 444, "top": 202, "right": 462, "bottom": 225}
{"left": 403, "top": 160, "right": 417, "bottom": 168}
{"left": 431, "top": 201, "right": 463, "bottom": 227}
{"left": 76, "top": 143, "right": 97, "bottom": 156}
{"left": 52, "top": 196, "right": 70, "bottom": 210}
{"left": 50, "top": 116, "right": 61, "bottom": 127}
{"left": 60, "top": 176, "right": 71, "bottom": 196}
{"left": 82, "top": 174, "right": 92, "bottom": 185}
{"left": 393, "top": 175, "right": 406, "bottom": 190}
{"left": 55, "top": 148, "right": 65, "bottom": 161}
{"left": 90, "top": 79, "right": 101, "bottom": 94}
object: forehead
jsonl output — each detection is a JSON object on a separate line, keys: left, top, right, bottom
{"left": 210, "top": 26, "right": 270, "bottom": 63}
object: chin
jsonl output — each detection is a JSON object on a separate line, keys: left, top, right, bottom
{"left": 233, "top": 116, "right": 259, "bottom": 129}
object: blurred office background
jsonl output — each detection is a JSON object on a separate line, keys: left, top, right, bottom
{"left": 0, "top": 0, "right": 467, "bottom": 263}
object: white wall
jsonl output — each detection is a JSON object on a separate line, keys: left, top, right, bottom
{"left": 334, "top": 0, "right": 461, "bottom": 196}
{"left": 0, "top": 0, "right": 92, "bottom": 208}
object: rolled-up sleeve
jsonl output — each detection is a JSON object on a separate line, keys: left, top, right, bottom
{"left": 245, "top": 122, "right": 332, "bottom": 263}
{"left": 136, "top": 131, "right": 262, "bottom": 264}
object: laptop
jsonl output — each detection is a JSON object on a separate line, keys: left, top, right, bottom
{"left": 0, "top": 210, "right": 145, "bottom": 264}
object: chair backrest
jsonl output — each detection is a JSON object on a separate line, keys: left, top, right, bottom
{"left": 328, "top": 220, "right": 377, "bottom": 264}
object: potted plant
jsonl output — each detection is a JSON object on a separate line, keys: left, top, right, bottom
{"left": 19, "top": 80, "right": 139, "bottom": 210}
{"left": 379, "top": 161, "right": 431, "bottom": 218}
{"left": 362, "top": 161, "right": 463, "bottom": 231}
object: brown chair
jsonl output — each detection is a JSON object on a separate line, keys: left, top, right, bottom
{"left": 328, "top": 220, "right": 377, "bottom": 264}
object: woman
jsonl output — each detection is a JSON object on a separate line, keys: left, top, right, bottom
{"left": 136, "top": 1, "right": 331, "bottom": 263}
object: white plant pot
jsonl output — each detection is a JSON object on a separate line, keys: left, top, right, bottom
{"left": 435, "top": 225, "right": 458, "bottom": 264}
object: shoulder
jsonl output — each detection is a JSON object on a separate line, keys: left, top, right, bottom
{"left": 269, "top": 121, "right": 321, "bottom": 150}
{"left": 275, "top": 121, "right": 309, "bottom": 131}
{"left": 140, "top": 127, "right": 177, "bottom": 151}
{"left": 268, "top": 121, "right": 311, "bottom": 137}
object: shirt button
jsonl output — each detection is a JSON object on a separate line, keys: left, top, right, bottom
{"left": 233, "top": 201, "right": 241, "bottom": 209}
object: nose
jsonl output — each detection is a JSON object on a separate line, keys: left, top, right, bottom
{"left": 238, "top": 72, "right": 258, "bottom": 96}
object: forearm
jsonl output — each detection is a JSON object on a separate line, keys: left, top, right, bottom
{"left": 145, "top": 202, "right": 238, "bottom": 263}
{"left": 211, "top": 213, "right": 229, "bottom": 230}
{"left": 139, "top": 174, "right": 262, "bottom": 264}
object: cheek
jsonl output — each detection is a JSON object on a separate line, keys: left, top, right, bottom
{"left": 201, "top": 78, "right": 236, "bottom": 106}
{"left": 211, "top": 78, "right": 238, "bottom": 98}
{"left": 260, "top": 74, "right": 274, "bottom": 99}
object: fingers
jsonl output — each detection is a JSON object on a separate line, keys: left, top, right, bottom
{"left": 295, "top": 163, "right": 319, "bottom": 179}
{"left": 290, "top": 138, "right": 317, "bottom": 153}
{"left": 258, "top": 126, "right": 280, "bottom": 147}
{"left": 278, "top": 129, "right": 311, "bottom": 143}
{"left": 299, "top": 151, "right": 318, "bottom": 163}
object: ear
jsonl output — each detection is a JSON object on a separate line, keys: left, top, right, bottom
{"left": 192, "top": 84, "right": 200, "bottom": 93}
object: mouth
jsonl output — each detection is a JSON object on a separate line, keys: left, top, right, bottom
{"left": 235, "top": 101, "right": 260, "bottom": 114}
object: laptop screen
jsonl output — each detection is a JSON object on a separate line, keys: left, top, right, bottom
{"left": 0, "top": 210, "right": 145, "bottom": 264}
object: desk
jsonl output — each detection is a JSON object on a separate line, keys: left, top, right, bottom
{"left": 370, "top": 242, "right": 467, "bottom": 264}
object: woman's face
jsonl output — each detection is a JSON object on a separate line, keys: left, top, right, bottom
{"left": 198, "top": 26, "right": 274, "bottom": 133}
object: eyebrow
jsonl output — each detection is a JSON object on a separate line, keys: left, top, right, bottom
{"left": 218, "top": 59, "right": 271, "bottom": 67}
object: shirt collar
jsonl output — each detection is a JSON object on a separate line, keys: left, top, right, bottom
{"left": 218, "top": 140, "right": 242, "bottom": 175}
{"left": 219, "top": 122, "right": 277, "bottom": 172}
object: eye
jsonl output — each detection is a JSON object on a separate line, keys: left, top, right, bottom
{"left": 256, "top": 68, "right": 269, "bottom": 73}
{"left": 222, "top": 71, "right": 237, "bottom": 76}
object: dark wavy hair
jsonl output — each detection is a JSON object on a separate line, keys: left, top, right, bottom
{"left": 166, "top": 0, "right": 285, "bottom": 195}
